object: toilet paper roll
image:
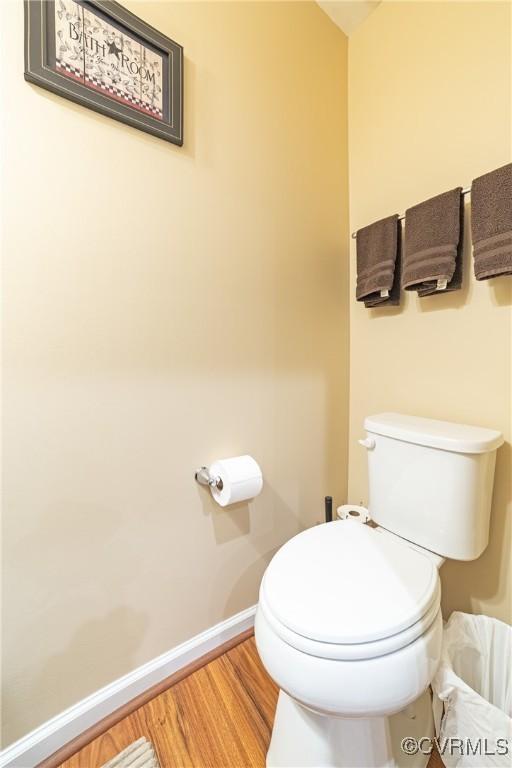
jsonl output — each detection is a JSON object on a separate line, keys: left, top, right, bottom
{"left": 209, "top": 455, "right": 263, "bottom": 507}
{"left": 336, "top": 504, "right": 370, "bottom": 523}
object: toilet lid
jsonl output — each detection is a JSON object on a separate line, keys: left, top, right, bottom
{"left": 261, "top": 521, "right": 439, "bottom": 645}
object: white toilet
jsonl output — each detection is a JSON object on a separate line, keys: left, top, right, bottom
{"left": 255, "top": 413, "right": 503, "bottom": 768}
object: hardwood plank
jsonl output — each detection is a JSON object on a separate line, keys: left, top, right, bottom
{"left": 131, "top": 688, "right": 197, "bottom": 768}
{"left": 201, "top": 655, "right": 269, "bottom": 763}
{"left": 225, "top": 638, "right": 278, "bottom": 733}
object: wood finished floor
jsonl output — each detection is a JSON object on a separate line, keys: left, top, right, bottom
{"left": 59, "top": 636, "right": 443, "bottom": 768}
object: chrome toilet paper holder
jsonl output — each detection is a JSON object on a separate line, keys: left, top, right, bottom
{"left": 195, "top": 466, "right": 224, "bottom": 491}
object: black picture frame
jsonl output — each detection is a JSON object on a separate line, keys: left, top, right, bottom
{"left": 24, "top": 0, "right": 183, "bottom": 146}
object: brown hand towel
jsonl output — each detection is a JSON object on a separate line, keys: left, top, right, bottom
{"left": 402, "top": 187, "right": 463, "bottom": 295}
{"left": 356, "top": 214, "right": 400, "bottom": 307}
{"left": 471, "top": 163, "right": 512, "bottom": 280}
{"left": 363, "top": 228, "right": 402, "bottom": 307}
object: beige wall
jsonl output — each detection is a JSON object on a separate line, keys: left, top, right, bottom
{"left": 348, "top": 3, "right": 511, "bottom": 622}
{"left": 0, "top": 2, "right": 349, "bottom": 744}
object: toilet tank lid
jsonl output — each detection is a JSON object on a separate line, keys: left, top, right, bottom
{"left": 364, "top": 413, "right": 504, "bottom": 454}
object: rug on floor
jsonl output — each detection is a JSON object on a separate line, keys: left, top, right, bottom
{"left": 100, "top": 737, "right": 160, "bottom": 768}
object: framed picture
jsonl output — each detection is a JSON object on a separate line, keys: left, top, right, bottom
{"left": 24, "top": 0, "right": 183, "bottom": 146}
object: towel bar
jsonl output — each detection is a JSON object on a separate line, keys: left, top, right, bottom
{"left": 350, "top": 185, "right": 471, "bottom": 239}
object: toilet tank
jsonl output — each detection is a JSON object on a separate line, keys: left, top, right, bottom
{"left": 363, "top": 413, "right": 503, "bottom": 561}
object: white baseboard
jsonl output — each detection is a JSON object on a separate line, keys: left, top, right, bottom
{"left": 0, "top": 605, "right": 256, "bottom": 768}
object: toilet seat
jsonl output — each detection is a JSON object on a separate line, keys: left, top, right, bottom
{"left": 260, "top": 520, "right": 441, "bottom": 661}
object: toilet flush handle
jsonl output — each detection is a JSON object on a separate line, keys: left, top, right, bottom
{"left": 358, "top": 437, "right": 376, "bottom": 450}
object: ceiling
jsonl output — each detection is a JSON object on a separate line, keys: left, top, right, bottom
{"left": 317, "top": 1, "right": 381, "bottom": 36}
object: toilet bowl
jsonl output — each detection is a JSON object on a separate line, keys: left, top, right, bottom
{"left": 255, "top": 413, "right": 503, "bottom": 768}
{"left": 255, "top": 521, "right": 443, "bottom": 767}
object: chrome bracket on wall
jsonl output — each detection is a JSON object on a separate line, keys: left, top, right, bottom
{"left": 195, "top": 467, "right": 223, "bottom": 491}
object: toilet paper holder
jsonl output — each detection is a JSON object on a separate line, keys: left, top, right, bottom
{"left": 195, "top": 466, "right": 224, "bottom": 491}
